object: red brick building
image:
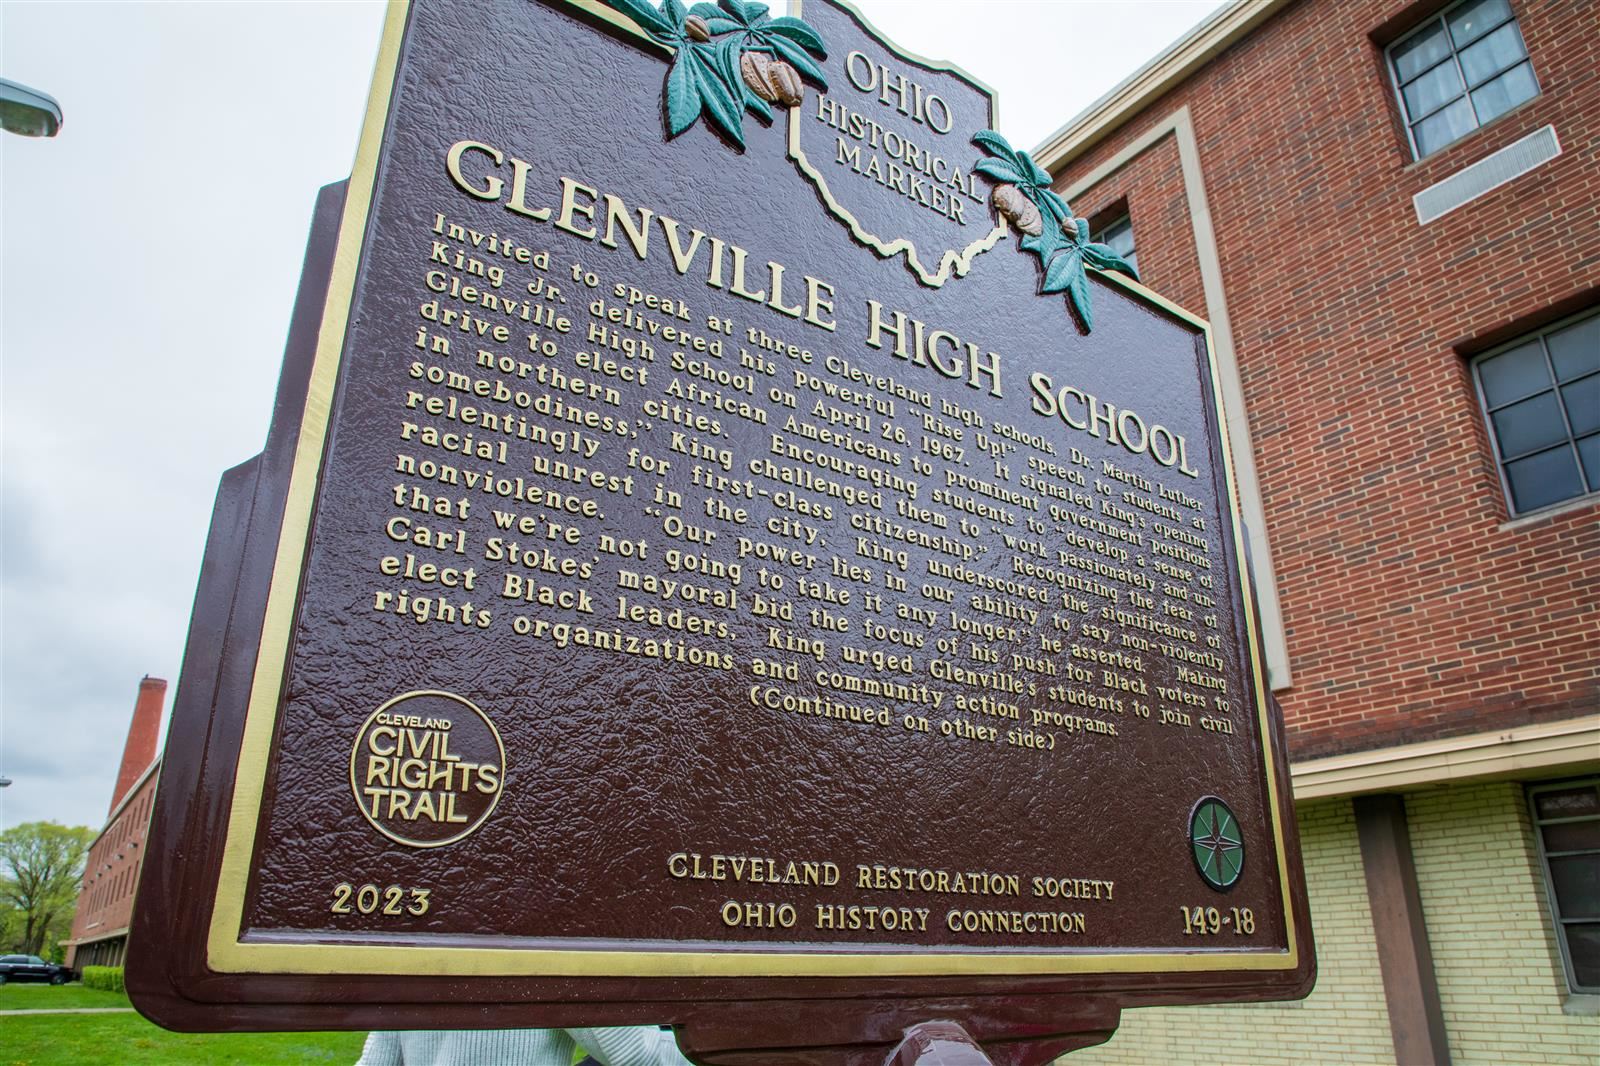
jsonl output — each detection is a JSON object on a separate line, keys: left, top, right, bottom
{"left": 1032, "top": 0, "right": 1598, "bottom": 1061}
{"left": 63, "top": 677, "right": 165, "bottom": 970}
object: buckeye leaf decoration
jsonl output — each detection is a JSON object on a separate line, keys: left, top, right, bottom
{"left": 973, "top": 130, "right": 1140, "bottom": 333}
{"left": 1083, "top": 241, "right": 1138, "bottom": 280}
{"left": 688, "top": 43, "right": 745, "bottom": 143}
{"left": 665, "top": 42, "right": 702, "bottom": 136}
{"left": 600, "top": 0, "right": 827, "bottom": 145}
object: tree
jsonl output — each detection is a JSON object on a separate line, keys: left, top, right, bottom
{"left": 0, "top": 822, "right": 95, "bottom": 958}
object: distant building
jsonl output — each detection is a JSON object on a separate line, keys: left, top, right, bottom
{"left": 63, "top": 677, "right": 165, "bottom": 970}
{"left": 1034, "top": 0, "right": 1598, "bottom": 1061}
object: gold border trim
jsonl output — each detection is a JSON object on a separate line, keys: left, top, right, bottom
{"left": 804, "top": 0, "right": 1001, "bottom": 113}
{"left": 204, "top": 0, "right": 1302, "bottom": 980}
{"left": 787, "top": 0, "right": 1005, "bottom": 288}
{"left": 205, "top": 0, "right": 412, "bottom": 972}
{"left": 562, "top": 0, "right": 672, "bottom": 56}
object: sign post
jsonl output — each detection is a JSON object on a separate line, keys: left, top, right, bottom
{"left": 129, "top": 2, "right": 1314, "bottom": 1060}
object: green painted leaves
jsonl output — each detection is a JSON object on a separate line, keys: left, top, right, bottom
{"left": 604, "top": 0, "right": 828, "bottom": 148}
{"left": 972, "top": 130, "right": 1052, "bottom": 189}
{"left": 973, "top": 130, "right": 1139, "bottom": 332}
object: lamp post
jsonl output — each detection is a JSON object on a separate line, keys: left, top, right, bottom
{"left": 0, "top": 78, "right": 63, "bottom": 137}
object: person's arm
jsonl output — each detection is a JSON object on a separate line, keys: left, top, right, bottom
{"left": 354, "top": 1031, "right": 403, "bottom": 1066}
{"left": 358, "top": 1029, "right": 574, "bottom": 1065}
{"left": 568, "top": 1025, "right": 694, "bottom": 1066}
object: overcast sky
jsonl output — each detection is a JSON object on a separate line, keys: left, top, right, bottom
{"left": 0, "top": 0, "right": 1222, "bottom": 832}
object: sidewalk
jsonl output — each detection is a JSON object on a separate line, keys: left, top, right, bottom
{"left": 0, "top": 1007, "right": 137, "bottom": 1015}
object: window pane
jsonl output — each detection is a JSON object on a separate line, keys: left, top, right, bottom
{"left": 1106, "top": 225, "right": 1135, "bottom": 261}
{"left": 1491, "top": 391, "right": 1566, "bottom": 457}
{"left": 1543, "top": 819, "right": 1600, "bottom": 853}
{"left": 1562, "top": 376, "right": 1600, "bottom": 437}
{"left": 1478, "top": 341, "right": 1550, "bottom": 407}
{"left": 1548, "top": 316, "right": 1600, "bottom": 382}
{"left": 1413, "top": 97, "right": 1476, "bottom": 155}
{"left": 1505, "top": 446, "right": 1583, "bottom": 512}
{"left": 1394, "top": 22, "right": 1451, "bottom": 83}
{"left": 1448, "top": 0, "right": 1512, "bottom": 47}
{"left": 1578, "top": 434, "right": 1600, "bottom": 490}
{"left": 1403, "top": 59, "right": 1465, "bottom": 119}
{"left": 1567, "top": 923, "right": 1600, "bottom": 989}
{"left": 1458, "top": 21, "right": 1528, "bottom": 85}
{"left": 1550, "top": 856, "right": 1600, "bottom": 917}
{"left": 1471, "top": 62, "right": 1538, "bottom": 123}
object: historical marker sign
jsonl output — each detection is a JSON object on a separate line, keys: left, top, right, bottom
{"left": 130, "top": 0, "right": 1312, "bottom": 1059}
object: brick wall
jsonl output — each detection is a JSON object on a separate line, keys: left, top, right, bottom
{"left": 65, "top": 769, "right": 156, "bottom": 968}
{"left": 1052, "top": 0, "right": 1600, "bottom": 760}
{"left": 1071, "top": 800, "right": 1396, "bottom": 1064}
{"left": 1407, "top": 780, "right": 1599, "bottom": 1064}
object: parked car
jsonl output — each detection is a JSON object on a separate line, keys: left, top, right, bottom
{"left": 0, "top": 954, "right": 73, "bottom": 984}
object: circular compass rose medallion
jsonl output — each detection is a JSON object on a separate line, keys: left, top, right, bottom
{"left": 1189, "top": 797, "right": 1244, "bottom": 891}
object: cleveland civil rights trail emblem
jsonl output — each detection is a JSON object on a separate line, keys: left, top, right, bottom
{"left": 350, "top": 690, "right": 506, "bottom": 847}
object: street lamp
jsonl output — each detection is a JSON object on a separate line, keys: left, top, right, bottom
{"left": 0, "top": 78, "right": 63, "bottom": 137}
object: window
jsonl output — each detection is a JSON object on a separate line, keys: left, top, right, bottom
{"left": 1529, "top": 780, "right": 1600, "bottom": 993}
{"left": 1092, "top": 215, "right": 1136, "bottom": 277}
{"left": 1471, "top": 309, "right": 1599, "bottom": 515}
{"left": 1388, "top": 0, "right": 1539, "bottom": 158}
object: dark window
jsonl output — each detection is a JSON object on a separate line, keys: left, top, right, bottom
{"left": 1387, "top": 0, "right": 1538, "bottom": 158}
{"left": 1092, "top": 215, "right": 1136, "bottom": 276}
{"left": 1471, "top": 308, "right": 1599, "bottom": 516}
{"left": 1529, "top": 780, "right": 1600, "bottom": 993}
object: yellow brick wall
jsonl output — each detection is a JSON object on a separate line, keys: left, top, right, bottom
{"left": 1406, "top": 780, "right": 1599, "bottom": 1066}
{"left": 1061, "top": 783, "right": 1600, "bottom": 1065}
{"left": 1068, "top": 799, "right": 1395, "bottom": 1066}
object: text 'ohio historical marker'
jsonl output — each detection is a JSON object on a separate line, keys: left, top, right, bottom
{"left": 130, "top": 1, "right": 1313, "bottom": 1060}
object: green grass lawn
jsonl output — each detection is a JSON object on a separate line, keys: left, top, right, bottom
{"left": 0, "top": 987, "right": 365, "bottom": 1065}
{"left": 0, "top": 984, "right": 133, "bottom": 1012}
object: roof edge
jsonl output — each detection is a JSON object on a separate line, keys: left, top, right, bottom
{"left": 90, "top": 758, "right": 161, "bottom": 851}
{"left": 61, "top": 926, "right": 131, "bottom": 949}
{"left": 1032, "top": 0, "right": 1294, "bottom": 175}
{"left": 1289, "top": 715, "right": 1600, "bottom": 800}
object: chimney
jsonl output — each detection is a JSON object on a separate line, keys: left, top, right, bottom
{"left": 110, "top": 676, "right": 166, "bottom": 815}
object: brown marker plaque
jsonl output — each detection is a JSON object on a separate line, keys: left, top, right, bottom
{"left": 130, "top": 1, "right": 1313, "bottom": 1059}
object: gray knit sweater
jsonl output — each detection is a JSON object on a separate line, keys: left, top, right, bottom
{"left": 355, "top": 1026, "right": 695, "bottom": 1066}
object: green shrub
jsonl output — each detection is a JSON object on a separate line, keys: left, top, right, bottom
{"left": 80, "top": 965, "right": 124, "bottom": 993}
